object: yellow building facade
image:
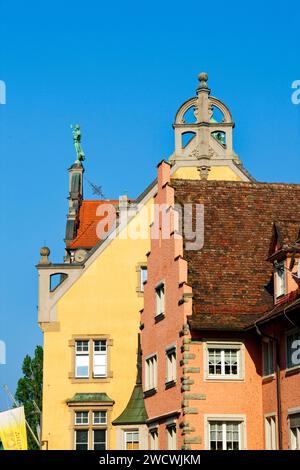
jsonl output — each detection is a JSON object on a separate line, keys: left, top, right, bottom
{"left": 37, "top": 72, "right": 253, "bottom": 450}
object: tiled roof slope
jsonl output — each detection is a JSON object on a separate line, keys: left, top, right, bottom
{"left": 67, "top": 200, "right": 119, "bottom": 249}
{"left": 172, "top": 179, "right": 300, "bottom": 318}
{"left": 274, "top": 220, "right": 300, "bottom": 248}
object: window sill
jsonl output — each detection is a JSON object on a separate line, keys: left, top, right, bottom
{"left": 70, "top": 377, "right": 112, "bottom": 384}
{"left": 165, "top": 380, "right": 176, "bottom": 390}
{"left": 155, "top": 313, "right": 165, "bottom": 324}
{"left": 144, "top": 388, "right": 157, "bottom": 398}
{"left": 262, "top": 374, "right": 275, "bottom": 383}
{"left": 285, "top": 365, "right": 300, "bottom": 377}
{"left": 205, "top": 375, "right": 244, "bottom": 382}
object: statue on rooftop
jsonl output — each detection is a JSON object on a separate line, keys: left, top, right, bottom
{"left": 71, "top": 124, "right": 85, "bottom": 162}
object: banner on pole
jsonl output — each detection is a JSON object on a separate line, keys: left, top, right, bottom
{"left": 0, "top": 406, "right": 28, "bottom": 450}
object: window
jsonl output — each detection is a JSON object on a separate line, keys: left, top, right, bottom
{"left": 75, "top": 411, "right": 89, "bottom": 425}
{"left": 140, "top": 267, "right": 148, "bottom": 292}
{"left": 208, "top": 421, "right": 242, "bottom": 450}
{"left": 275, "top": 261, "right": 286, "bottom": 298}
{"left": 262, "top": 340, "right": 275, "bottom": 376}
{"left": 74, "top": 410, "right": 108, "bottom": 450}
{"left": 206, "top": 343, "right": 242, "bottom": 380}
{"left": 93, "top": 340, "right": 107, "bottom": 377}
{"left": 166, "top": 347, "right": 176, "bottom": 383}
{"left": 75, "top": 341, "right": 89, "bottom": 378}
{"left": 93, "top": 429, "right": 106, "bottom": 450}
{"left": 286, "top": 330, "right": 300, "bottom": 369}
{"left": 265, "top": 415, "right": 277, "bottom": 449}
{"left": 149, "top": 429, "right": 158, "bottom": 450}
{"left": 145, "top": 355, "right": 157, "bottom": 391}
{"left": 167, "top": 425, "right": 176, "bottom": 450}
{"left": 125, "top": 430, "right": 139, "bottom": 450}
{"left": 289, "top": 413, "right": 300, "bottom": 450}
{"left": 155, "top": 283, "right": 165, "bottom": 317}
{"left": 93, "top": 411, "right": 107, "bottom": 425}
{"left": 75, "top": 430, "right": 89, "bottom": 450}
{"left": 73, "top": 338, "right": 110, "bottom": 380}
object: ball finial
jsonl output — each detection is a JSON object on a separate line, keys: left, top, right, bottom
{"left": 39, "top": 246, "right": 50, "bottom": 265}
{"left": 40, "top": 246, "right": 50, "bottom": 257}
{"left": 197, "top": 72, "right": 209, "bottom": 89}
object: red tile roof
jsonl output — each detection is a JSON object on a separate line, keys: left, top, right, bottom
{"left": 67, "top": 200, "right": 119, "bottom": 249}
{"left": 172, "top": 179, "right": 300, "bottom": 323}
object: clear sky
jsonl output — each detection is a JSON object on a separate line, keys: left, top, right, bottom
{"left": 0, "top": 0, "right": 299, "bottom": 407}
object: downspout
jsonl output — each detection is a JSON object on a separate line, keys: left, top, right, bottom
{"left": 255, "top": 323, "right": 282, "bottom": 450}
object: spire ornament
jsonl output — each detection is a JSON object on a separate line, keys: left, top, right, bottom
{"left": 197, "top": 72, "right": 209, "bottom": 90}
{"left": 71, "top": 124, "right": 85, "bottom": 163}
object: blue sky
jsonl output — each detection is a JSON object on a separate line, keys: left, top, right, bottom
{"left": 0, "top": 0, "right": 299, "bottom": 406}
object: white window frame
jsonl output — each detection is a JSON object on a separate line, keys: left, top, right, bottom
{"left": 275, "top": 261, "right": 286, "bottom": 298}
{"left": 264, "top": 414, "right": 277, "bottom": 449}
{"left": 166, "top": 424, "right": 177, "bottom": 450}
{"left": 204, "top": 341, "right": 244, "bottom": 381}
{"left": 93, "top": 411, "right": 107, "bottom": 425}
{"left": 165, "top": 346, "right": 176, "bottom": 383}
{"left": 124, "top": 429, "right": 139, "bottom": 450}
{"left": 286, "top": 328, "right": 300, "bottom": 370}
{"left": 92, "top": 428, "right": 107, "bottom": 450}
{"left": 155, "top": 282, "right": 165, "bottom": 317}
{"left": 74, "top": 429, "right": 89, "bottom": 450}
{"left": 140, "top": 266, "right": 148, "bottom": 292}
{"left": 288, "top": 408, "right": 300, "bottom": 450}
{"left": 93, "top": 340, "right": 107, "bottom": 378}
{"left": 262, "top": 339, "right": 275, "bottom": 377}
{"left": 149, "top": 428, "right": 159, "bottom": 450}
{"left": 145, "top": 354, "right": 158, "bottom": 391}
{"left": 75, "top": 411, "right": 89, "bottom": 426}
{"left": 204, "top": 414, "right": 246, "bottom": 450}
{"left": 75, "top": 340, "right": 90, "bottom": 378}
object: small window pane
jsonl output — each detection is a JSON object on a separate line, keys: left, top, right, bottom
{"left": 94, "top": 353, "right": 107, "bottom": 377}
{"left": 125, "top": 430, "right": 139, "bottom": 450}
{"left": 93, "top": 411, "right": 107, "bottom": 425}
{"left": 94, "top": 340, "right": 107, "bottom": 352}
{"left": 75, "top": 430, "right": 88, "bottom": 450}
{"left": 75, "top": 411, "right": 89, "bottom": 425}
{"left": 140, "top": 267, "right": 148, "bottom": 291}
{"left": 75, "top": 354, "right": 89, "bottom": 378}
{"left": 93, "top": 429, "right": 106, "bottom": 450}
{"left": 76, "top": 341, "right": 89, "bottom": 352}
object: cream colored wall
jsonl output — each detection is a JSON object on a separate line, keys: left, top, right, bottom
{"left": 42, "top": 200, "right": 153, "bottom": 450}
{"left": 172, "top": 166, "right": 242, "bottom": 181}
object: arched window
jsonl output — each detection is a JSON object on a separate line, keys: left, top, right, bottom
{"left": 50, "top": 273, "right": 68, "bottom": 292}
{"left": 211, "top": 131, "right": 226, "bottom": 146}
{"left": 182, "top": 106, "right": 197, "bottom": 124}
{"left": 181, "top": 131, "right": 196, "bottom": 149}
{"left": 209, "top": 105, "right": 224, "bottom": 123}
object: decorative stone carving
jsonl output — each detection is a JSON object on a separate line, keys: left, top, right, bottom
{"left": 197, "top": 165, "right": 211, "bottom": 180}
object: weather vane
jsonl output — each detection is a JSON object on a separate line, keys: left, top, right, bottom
{"left": 71, "top": 124, "right": 85, "bottom": 163}
{"left": 84, "top": 177, "right": 105, "bottom": 198}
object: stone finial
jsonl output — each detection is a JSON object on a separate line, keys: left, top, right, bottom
{"left": 197, "top": 72, "right": 209, "bottom": 90}
{"left": 39, "top": 246, "right": 50, "bottom": 265}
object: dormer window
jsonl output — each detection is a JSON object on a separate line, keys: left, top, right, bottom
{"left": 275, "top": 261, "right": 286, "bottom": 298}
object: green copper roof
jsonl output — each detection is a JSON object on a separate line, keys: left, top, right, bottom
{"left": 112, "top": 384, "right": 148, "bottom": 425}
{"left": 113, "top": 334, "right": 148, "bottom": 425}
{"left": 67, "top": 393, "right": 114, "bottom": 404}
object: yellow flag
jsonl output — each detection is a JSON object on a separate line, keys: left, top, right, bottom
{"left": 0, "top": 406, "right": 28, "bottom": 450}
